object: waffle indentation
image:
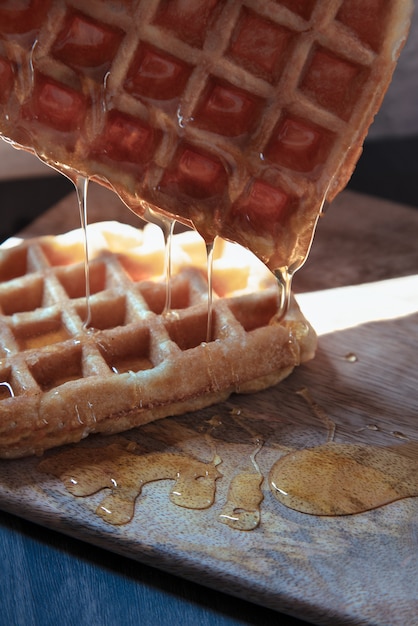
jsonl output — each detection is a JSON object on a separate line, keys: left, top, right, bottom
{"left": 153, "top": 0, "right": 225, "bottom": 48}
{"left": 228, "top": 8, "right": 296, "bottom": 84}
{"left": 139, "top": 278, "right": 191, "bottom": 315}
{"left": 23, "top": 72, "right": 88, "bottom": 134}
{"left": 125, "top": 43, "right": 193, "bottom": 101}
{"left": 265, "top": 113, "right": 335, "bottom": 176}
{"left": 76, "top": 294, "right": 127, "bottom": 330}
{"left": 299, "top": 47, "right": 369, "bottom": 121}
{"left": 231, "top": 180, "right": 291, "bottom": 230}
{"left": 27, "top": 343, "right": 83, "bottom": 391}
{"left": 13, "top": 312, "right": 71, "bottom": 351}
{"left": 91, "top": 109, "right": 161, "bottom": 171}
{"left": 0, "top": 276, "right": 44, "bottom": 315}
{"left": 192, "top": 77, "right": 265, "bottom": 138}
{"left": 336, "top": 0, "right": 387, "bottom": 52}
{"left": 228, "top": 293, "right": 278, "bottom": 332}
{"left": 97, "top": 326, "right": 153, "bottom": 374}
{"left": 0, "top": 1, "right": 49, "bottom": 34}
{"left": 51, "top": 9, "right": 125, "bottom": 72}
{"left": 57, "top": 262, "right": 107, "bottom": 299}
{"left": 0, "top": 247, "right": 29, "bottom": 281}
{"left": 165, "top": 310, "right": 214, "bottom": 351}
{"left": 161, "top": 144, "right": 228, "bottom": 201}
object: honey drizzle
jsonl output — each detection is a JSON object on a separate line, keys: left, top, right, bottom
{"left": 203, "top": 414, "right": 223, "bottom": 467}
{"left": 274, "top": 266, "right": 292, "bottom": 320}
{"left": 296, "top": 387, "right": 336, "bottom": 442}
{"left": 164, "top": 219, "right": 176, "bottom": 315}
{"left": 158, "top": 214, "right": 176, "bottom": 315}
{"left": 136, "top": 205, "right": 176, "bottom": 315}
{"left": 205, "top": 240, "right": 215, "bottom": 342}
{"left": 272, "top": 189, "right": 329, "bottom": 318}
{"left": 74, "top": 175, "right": 92, "bottom": 329}
{"left": 32, "top": 159, "right": 93, "bottom": 329}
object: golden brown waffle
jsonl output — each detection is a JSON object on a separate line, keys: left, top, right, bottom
{"left": 0, "top": 1, "right": 412, "bottom": 271}
{"left": 0, "top": 222, "right": 316, "bottom": 459}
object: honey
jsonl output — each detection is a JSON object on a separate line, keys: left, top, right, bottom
{"left": 39, "top": 442, "right": 222, "bottom": 525}
{"left": 38, "top": 418, "right": 418, "bottom": 530}
{"left": 269, "top": 442, "right": 418, "bottom": 516}
{"left": 219, "top": 471, "right": 263, "bottom": 531}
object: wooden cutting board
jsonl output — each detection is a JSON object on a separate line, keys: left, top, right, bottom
{"left": 1, "top": 188, "right": 418, "bottom": 626}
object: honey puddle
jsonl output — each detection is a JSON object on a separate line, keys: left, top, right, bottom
{"left": 38, "top": 427, "right": 418, "bottom": 528}
{"left": 39, "top": 442, "right": 221, "bottom": 525}
{"left": 270, "top": 442, "right": 418, "bottom": 516}
{"left": 218, "top": 472, "right": 263, "bottom": 531}
{"left": 219, "top": 439, "right": 264, "bottom": 531}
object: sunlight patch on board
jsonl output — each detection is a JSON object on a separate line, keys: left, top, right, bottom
{"left": 297, "top": 274, "right": 418, "bottom": 336}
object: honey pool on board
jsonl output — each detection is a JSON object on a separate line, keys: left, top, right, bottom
{"left": 38, "top": 403, "right": 418, "bottom": 531}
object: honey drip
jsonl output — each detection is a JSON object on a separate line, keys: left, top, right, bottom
{"left": 269, "top": 442, "right": 418, "bottom": 516}
{"left": 271, "top": 189, "right": 329, "bottom": 318}
{"left": 33, "top": 159, "right": 93, "bottom": 329}
{"left": 74, "top": 175, "right": 92, "bottom": 329}
{"left": 148, "top": 208, "right": 176, "bottom": 315}
{"left": 296, "top": 387, "right": 336, "bottom": 442}
{"left": 274, "top": 267, "right": 292, "bottom": 320}
{"left": 39, "top": 443, "right": 221, "bottom": 525}
{"left": 205, "top": 240, "right": 215, "bottom": 342}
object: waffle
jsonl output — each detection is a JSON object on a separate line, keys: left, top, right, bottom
{"left": 0, "top": 222, "right": 316, "bottom": 459}
{"left": 0, "top": 1, "right": 412, "bottom": 272}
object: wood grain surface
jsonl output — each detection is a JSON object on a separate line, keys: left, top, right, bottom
{"left": 1, "top": 188, "right": 418, "bottom": 626}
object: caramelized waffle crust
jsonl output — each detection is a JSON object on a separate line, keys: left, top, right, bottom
{"left": 0, "top": 223, "right": 316, "bottom": 459}
{"left": 0, "top": 1, "right": 412, "bottom": 271}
